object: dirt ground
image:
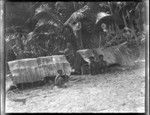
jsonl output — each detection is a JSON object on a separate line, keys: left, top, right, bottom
{"left": 5, "top": 61, "right": 145, "bottom": 113}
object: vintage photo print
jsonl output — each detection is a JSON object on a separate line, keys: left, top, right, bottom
{"left": 0, "top": 0, "right": 149, "bottom": 114}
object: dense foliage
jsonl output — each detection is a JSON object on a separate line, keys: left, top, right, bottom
{"left": 5, "top": 1, "right": 146, "bottom": 61}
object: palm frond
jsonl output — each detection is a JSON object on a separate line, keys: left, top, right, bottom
{"left": 33, "top": 3, "right": 64, "bottom": 28}
{"left": 34, "top": 24, "right": 56, "bottom": 33}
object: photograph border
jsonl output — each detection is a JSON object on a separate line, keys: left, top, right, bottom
{"left": 0, "top": 0, "right": 149, "bottom": 114}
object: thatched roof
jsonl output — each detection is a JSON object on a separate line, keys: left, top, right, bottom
{"left": 77, "top": 41, "right": 140, "bottom": 66}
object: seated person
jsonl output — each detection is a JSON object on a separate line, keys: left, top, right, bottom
{"left": 55, "top": 70, "right": 69, "bottom": 88}
{"left": 89, "top": 56, "right": 99, "bottom": 75}
{"left": 98, "top": 55, "right": 107, "bottom": 74}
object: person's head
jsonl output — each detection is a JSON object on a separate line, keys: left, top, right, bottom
{"left": 89, "top": 56, "right": 95, "bottom": 62}
{"left": 66, "top": 42, "right": 72, "bottom": 48}
{"left": 57, "top": 70, "right": 63, "bottom": 75}
{"left": 99, "top": 55, "right": 104, "bottom": 61}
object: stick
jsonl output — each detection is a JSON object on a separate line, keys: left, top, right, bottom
{"left": 99, "top": 35, "right": 101, "bottom": 48}
{"left": 122, "top": 14, "right": 127, "bottom": 28}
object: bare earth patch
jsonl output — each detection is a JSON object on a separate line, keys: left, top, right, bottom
{"left": 6, "top": 62, "right": 145, "bottom": 113}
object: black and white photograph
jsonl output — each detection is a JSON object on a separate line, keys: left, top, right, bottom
{"left": 1, "top": 0, "right": 149, "bottom": 113}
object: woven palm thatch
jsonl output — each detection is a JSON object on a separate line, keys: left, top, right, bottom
{"left": 64, "top": 5, "right": 88, "bottom": 26}
{"left": 77, "top": 42, "right": 140, "bottom": 66}
{"left": 8, "top": 55, "right": 71, "bottom": 84}
{"left": 95, "top": 43, "right": 139, "bottom": 66}
{"left": 33, "top": 3, "right": 63, "bottom": 28}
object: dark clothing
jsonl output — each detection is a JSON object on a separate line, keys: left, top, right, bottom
{"left": 55, "top": 75, "right": 69, "bottom": 87}
{"left": 98, "top": 60, "right": 107, "bottom": 73}
{"left": 61, "top": 75, "right": 69, "bottom": 82}
{"left": 81, "top": 64, "right": 90, "bottom": 75}
{"left": 55, "top": 76, "right": 64, "bottom": 87}
{"left": 90, "top": 61, "right": 99, "bottom": 75}
{"left": 98, "top": 60, "right": 107, "bottom": 68}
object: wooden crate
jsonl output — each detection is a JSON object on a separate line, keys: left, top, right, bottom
{"left": 8, "top": 55, "right": 71, "bottom": 84}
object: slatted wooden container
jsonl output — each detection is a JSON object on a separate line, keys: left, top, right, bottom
{"left": 8, "top": 55, "right": 71, "bottom": 84}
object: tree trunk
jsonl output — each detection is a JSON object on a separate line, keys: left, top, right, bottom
{"left": 76, "top": 30, "right": 83, "bottom": 50}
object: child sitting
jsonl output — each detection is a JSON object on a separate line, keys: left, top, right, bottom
{"left": 55, "top": 70, "right": 69, "bottom": 88}
{"left": 89, "top": 56, "right": 99, "bottom": 75}
{"left": 98, "top": 55, "right": 107, "bottom": 74}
